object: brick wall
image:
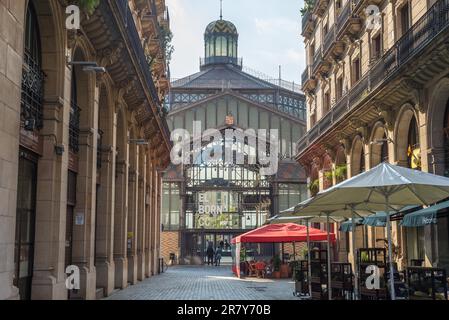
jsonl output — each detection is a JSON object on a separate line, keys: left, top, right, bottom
{"left": 161, "top": 231, "right": 180, "bottom": 264}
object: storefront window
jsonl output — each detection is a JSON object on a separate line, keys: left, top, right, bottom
{"left": 161, "top": 182, "right": 181, "bottom": 230}
{"left": 278, "top": 183, "right": 307, "bottom": 212}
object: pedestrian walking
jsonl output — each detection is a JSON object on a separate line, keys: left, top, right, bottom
{"left": 206, "top": 242, "right": 215, "bottom": 266}
{"left": 215, "top": 246, "right": 222, "bottom": 266}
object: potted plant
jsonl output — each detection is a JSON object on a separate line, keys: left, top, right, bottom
{"left": 272, "top": 255, "right": 281, "bottom": 279}
{"left": 309, "top": 179, "right": 319, "bottom": 197}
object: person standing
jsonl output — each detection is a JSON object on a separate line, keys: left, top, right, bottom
{"left": 215, "top": 246, "right": 223, "bottom": 266}
{"left": 206, "top": 242, "right": 215, "bottom": 266}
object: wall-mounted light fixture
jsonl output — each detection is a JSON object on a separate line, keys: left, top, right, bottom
{"left": 68, "top": 61, "right": 106, "bottom": 74}
{"left": 129, "top": 139, "right": 149, "bottom": 146}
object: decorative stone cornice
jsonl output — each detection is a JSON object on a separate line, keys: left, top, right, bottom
{"left": 98, "top": 42, "right": 124, "bottom": 68}
{"left": 373, "top": 100, "right": 394, "bottom": 131}
{"left": 350, "top": 118, "right": 368, "bottom": 143}
{"left": 400, "top": 77, "right": 425, "bottom": 112}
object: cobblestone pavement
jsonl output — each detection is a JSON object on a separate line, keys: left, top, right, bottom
{"left": 104, "top": 265, "right": 299, "bottom": 300}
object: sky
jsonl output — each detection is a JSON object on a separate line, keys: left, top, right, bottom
{"left": 166, "top": 0, "right": 306, "bottom": 84}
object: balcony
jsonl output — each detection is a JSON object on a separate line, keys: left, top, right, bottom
{"left": 302, "top": 66, "right": 317, "bottom": 92}
{"left": 323, "top": 26, "right": 335, "bottom": 55}
{"left": 115, "top": 0, "right": 160, "bottom": 104}
{"left": 312, "top": 47, "right": 322, "bottom": 73}
{"left": 296, "top": 0, "right": 449, "bottom": 156}
{"left": 312, "top": 0, "right": 330, "bottom": 18}
{"left": 336, "top": 1, "right": 362, "bottom": 39}
{"left": 301, "top": 9, "right": 315, "bottom": 39}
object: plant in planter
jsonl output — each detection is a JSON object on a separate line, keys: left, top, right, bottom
{"left": 300, "top": 0, "right": 315, "bottom": 16}
{"left": 309, "top": 179, "right": 319, "bottom": 197}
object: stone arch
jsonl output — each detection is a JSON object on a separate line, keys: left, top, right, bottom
{"left": 29, "top": 0, "right": 66, "bottom": 98}
{"left": 350, "top": 135, "right": 365, "bottom": 176}
{"left": 394, "top": 103, "right": 420, "bottom": 168}
{"left": 24, "top": 0, "right": 68, "bottom": 300}
{"left": 322, "top": 153, "right": 333, "bottom": 189}
{"left": 427, "top": 77, "right": 449, "bottom": 175}
{"left": 335, "top": 145, "right": 347, "bottom": 183}
{"left": 370, "top": 121, "right": 389, "bottom": 166}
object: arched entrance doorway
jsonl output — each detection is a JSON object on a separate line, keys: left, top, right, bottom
{"left": 14, "top": 1, "right": 42, "bottom": 300}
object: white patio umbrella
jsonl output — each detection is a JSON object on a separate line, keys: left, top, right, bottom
{"left": 270, "top": 213, "right": 343, "bottom": 300}
{"left": 299, "top": 162, "right": 449, "bottom": 300}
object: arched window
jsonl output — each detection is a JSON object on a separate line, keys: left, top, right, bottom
{"left": 215, "top": 36, "right": 227, "bottom": 56}
{"left": 21, "top": 2, "right": 44, "bottom": 130}
{"left": 407, "top": 116, "right": 420, "bottom": 169}
{"left": 69, "top": 68, "right": 80, "bottom": 153}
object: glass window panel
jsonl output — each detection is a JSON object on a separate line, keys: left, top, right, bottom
{"left": 206, "top": 102, "right": 217, "bottom": 128}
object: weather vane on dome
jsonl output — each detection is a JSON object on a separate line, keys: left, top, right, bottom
{"left": 220, "top": 0, "right": 223, "bottom": 20}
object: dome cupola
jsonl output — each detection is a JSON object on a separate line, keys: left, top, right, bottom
{"left": 202, "top": 18, "right": 240, "bottom": 70}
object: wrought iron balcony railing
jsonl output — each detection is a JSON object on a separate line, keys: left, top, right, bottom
{"left": 21, "top": 52, "right": 44, "bottom": 130}
{"left": 296, "top": 0, "right": 449, "bottom": 156}
{"left": 302, "top": 68, "right": 309, "bottom": 86}
{"left": 336, "top": 1, "right": 351, "bottom": 35}
{"left": 69, "top": 101, "right": 81, "bottom": 153}
{"left": 323, "top": 25, "right": 336, "bottom": 56}
{"left": 115, "top": 0, "right": 160, "bottom": 105}
{"left": 312, "top": 47, "right": 322, "bottom": 72}
{"left": 302, "top": 9, "right": 312, "bottom": 34}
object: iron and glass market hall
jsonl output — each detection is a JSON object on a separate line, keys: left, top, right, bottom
{"left": 160, "top": 17, "right": 308, "bottom": 263}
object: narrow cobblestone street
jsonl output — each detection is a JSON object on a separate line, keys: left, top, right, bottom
{"left": 105, "top": 265, "right": 298, "bottom": 300}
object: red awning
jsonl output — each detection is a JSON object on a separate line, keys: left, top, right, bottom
{"left": 231, "top": 223, "right": 335, "bottom": 244}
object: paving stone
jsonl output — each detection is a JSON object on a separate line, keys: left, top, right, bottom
{"left": 104, "top": 265, "right": 299, "bottom": 300}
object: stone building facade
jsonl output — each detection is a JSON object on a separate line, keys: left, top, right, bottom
{"left": 298, "top": 0, "right": 449, "bottom": 271}
{"left": 0, "top": 0, "right": 172, "bottom": 300}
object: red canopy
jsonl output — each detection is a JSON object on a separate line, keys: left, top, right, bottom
{"left": 231, "top": 223, "right": 335, "bottom": 244}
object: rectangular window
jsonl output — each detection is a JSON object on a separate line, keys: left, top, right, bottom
{"left": 161, "top": 182, "right": 180, "bottom": 231}
{"left": 372, "top": 34, "right": 382, "bottom": 60}
{"left": 323, "top": 91, "right": 331, "bottom": 114}
{"left": 336, "top": 76, "right": 343, "bottom": 100}
{"left": 400, "top": 3, "right": 410, "bottom": 36}
{"left": 352, "top": 57, "right": 361, "bottom": 85}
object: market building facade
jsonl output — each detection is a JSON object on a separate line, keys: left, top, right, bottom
{"left": 298, "top": 0, "right": 449, "bottom": 272}
{"left": 0, "top": 0, "right": 172, "bottom": 300}
{"left": 161, "top": 18, "right": 309, "bottom": 264}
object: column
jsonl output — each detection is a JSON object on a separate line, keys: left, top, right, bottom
{"left": 32, "top": 96, "right": 70, "bottom": 300}
{"left": 114, "top": 160, "right": 128, "bottom": 289}
{"left": 137, "top": 151, "right": 147, "bottom": 281}
{"left": 127, "top": 168, "right": 138, "bottom": 285}
{"left": 95, "top": 144, "right": 116, "bottom": 296}
{"left": 144, "top": 160, "right": 152, "bottom": 278}
{"left": 71, "top": 125, "right": 98, "bottom": 300}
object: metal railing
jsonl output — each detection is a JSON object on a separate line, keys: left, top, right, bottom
{"left": 323, "top": 25, "right": 336, "bottom": 55}
{"left": 302, "top": 10, "right": 312, "bottom": 34}
{"left": 200, "top": 56, "right": 243, "bottom": 68}
{"left": 69, "top": 101, "right": 81, "bottom": 153}
{"left": 302, "top": 68, "right": 309, "bottom": 86}
{"left": 297, "top": 0, "right": 449, "bottom": 155}
{"left": 336, "top": 1, "right": 350, "bottom": 35}
{"left": 21, "top": 51, "right": 44, "bottom": 129}
{"left": 115, "top": 0, "right": 160, "bottom": 105}
{"left": 312, "top": 47, "right": 322, "bottom": 72}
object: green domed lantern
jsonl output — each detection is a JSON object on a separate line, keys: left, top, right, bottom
{"left": 203, "top": 18, "right": 240, "bottom": 69}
